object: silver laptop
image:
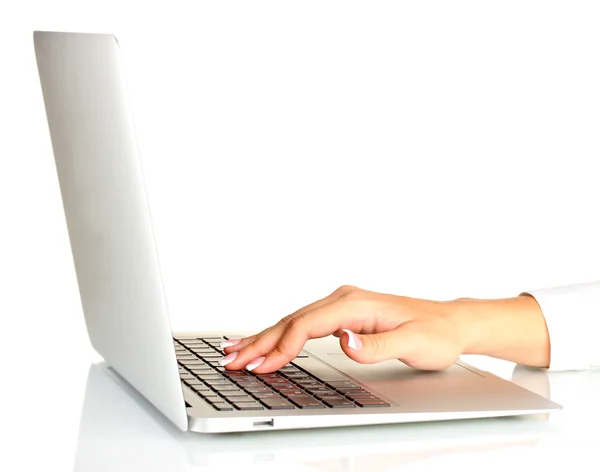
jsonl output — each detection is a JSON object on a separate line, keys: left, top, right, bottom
{"left": 33, "top": 30, "right": 561, "bottom": 433}
{"left": 74, "top": 362, "right": 556, "bottom": 471}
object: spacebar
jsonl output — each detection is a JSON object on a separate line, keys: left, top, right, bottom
{"left": 293, "top": 357, "right": 349, "bottom": 382}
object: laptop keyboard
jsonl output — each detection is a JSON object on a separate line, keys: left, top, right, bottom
{"left": 174, "top": 336, "right": 390, "bottom": 412}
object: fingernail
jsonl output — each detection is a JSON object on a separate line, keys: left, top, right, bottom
{"left": 342, "top": 329, "right": 363, "bottom": 351}
{"left": 218, "top": 351, "right": 238, "bottom": 366}
{"left": 220, "top": 339, "right": 241, "bottom": 349}
{"left": 246, "top": 357, "right": 266, "bottom": 371}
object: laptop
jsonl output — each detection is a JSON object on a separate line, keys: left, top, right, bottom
{"left": 74, "top": 362, "right": 556, "bottom": 471}
{"left": 33, "top": 30, "right": 561, "bottom": 433}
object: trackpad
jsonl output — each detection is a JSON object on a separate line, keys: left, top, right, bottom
{"left": 318, "top": 353, "right": 485, "bottom": 407}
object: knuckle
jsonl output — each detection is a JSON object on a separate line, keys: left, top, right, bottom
{"left": 244, "top": 338, "right": 262, "bottom": 354}
{"left": 339, "top": 287, "right": 364, "bottom": 302}
{"left": 334, "top": 284, "right": 358, "bottom": 295}
{"left": 286, "top": 313, "right": 306, "bottom": 330}
{"left": 271, "top": 342, "right": 292, "bottom": 357}
{"left": 276, "top": 314, "right": 295, "bottom": 328}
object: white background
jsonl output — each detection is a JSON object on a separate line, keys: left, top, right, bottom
{"left": 1, "top": 1, "right": 599, "bottom": 470}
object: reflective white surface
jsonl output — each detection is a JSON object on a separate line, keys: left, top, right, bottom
{"left": 73, "top": 357, "right": 600, "bottom": 471}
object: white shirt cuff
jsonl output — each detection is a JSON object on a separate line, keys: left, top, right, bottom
{"left": 523, "top": 281, "right": 600, "bottom": 371}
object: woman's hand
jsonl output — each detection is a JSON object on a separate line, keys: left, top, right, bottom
{"left": 220, "top": 285, "right": 471, "bottom": 374}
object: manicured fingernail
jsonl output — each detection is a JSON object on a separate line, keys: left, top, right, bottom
{"left": 218, "top": 351, "right": 238, "bottom": 366}
{"left": 220, "top": 339, "right": 241, "bottom": 349}
{"left": 246, "top": 357, "right": 266, "bottom": 371}
{"left": 342, "top": 329, "right": 363, "bottom": 350}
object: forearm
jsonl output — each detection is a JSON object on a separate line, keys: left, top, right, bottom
{"left": 449, "top": 295, "right": 551, "bottom": 368}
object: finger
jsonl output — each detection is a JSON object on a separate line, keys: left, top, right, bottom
{"left": 249, "top": 297, "right": 371, "bottom": 373}
{"left": 223, "top": 286, "right": 356, "bottom": 355}
{"left": 221, "top": 332, "right": 260, "bottom": 354}
{"left": 339, "top": 320, "right": 460, "bottom": 369}
{"left": 221, "top": 299, "right": 325, "bottom": 354}
{"left": 223, "top": 286, "right": 354, "bottom": 369}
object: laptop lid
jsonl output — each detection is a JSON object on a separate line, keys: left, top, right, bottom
{"left": 34, "top": 31, "right": 188, "bottom": 431}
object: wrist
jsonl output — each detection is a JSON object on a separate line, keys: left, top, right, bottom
{"left": 446, "top": 295, "right": 550, "bottom": 367}
{"left": 445, "top": 297, "right": 482, "bottom": 355}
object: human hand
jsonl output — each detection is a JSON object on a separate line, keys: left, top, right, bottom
{"left": 219, "top": 285, "right": 467, "bottom": 374}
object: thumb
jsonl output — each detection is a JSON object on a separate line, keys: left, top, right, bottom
{"left": 339, "top": 328, "right": 412, "bottom": 364}
{"left": 340, "top": 323, "right": 459, "bottom": 369}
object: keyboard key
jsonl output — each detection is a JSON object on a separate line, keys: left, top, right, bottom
{"left": 303, "top": 386, "right": 333, "bottom": 394}
{"left": 223, "top": 372, "right": 251, "bottom": 378}
{"left": 262, "top": 376, "right": 287, "bottom": 385}
{"left": 211, "top": 384, "right": 240, "bottom": 392}
{"left": 180, "top": 359, "right": 209, "bottom": 370}
{"left": 252, "top": 392, "right": 281, "bottom": 399}
{"left": 224, "top": 394, "right": 255, "bottom": 402}
{"left": 179, "top": 359, "right": 205, "bottom": 366}
{"left": 211, "top": 403, "right": 234, "bottom": 411}
{"left": 322, "top": 398, "right": 356, "bottom": 408}
{"left": 233, "top": 402, "right": 265, "bottom": 411}
{"left": 202, "top": 395, "right": 222, "bottom": 403}
{"left": 185, "top": 378, "right": 203, "bottom": 386}
{"left": 313, "top": 392, "right": 345, "bottom": 400}
{"left": 260, "top": 398, "right": 295, "bottom": 410}
{"left": 269, "top": 381, "right": 295, "bottom": 390}
{"left": 220, "top": 390, "right": 250, "bottom": 398}
{"left": 192, "top": 371, "right": 215, "bottom": 377}
{"left": 346, "top": 392, "right": 380, "bottom": 400}
{"left": 277, "top": 388, "right": 304, "bottom": 396}
{"left": 191, "top": 350, "right": 215, "bottom": 355}
{"left": 295, "top": 379, "right": 320, "bottom": 386}
{"left": 193, "top": 373, "right": 221, "bottom": 379}
{"left": 284, "top": 373, "right": 311, "bottom": 380}
{"left": 326, "top": 381, "right": 359, "bottom": 388}
{"left": 203, "top": 378, "right": 232, "bottom": 385}
{"left": 336, "top": 387, "right": 363, "bottom": 393}
{"left": 237, "top": 381, "right": 262, "bottom": 388}
{"left": 289, "top": 396, "right": 325, "bottom": 409}
{"left": 244, "top": 386, "right": 271, "bottom": 394}
{"left": 355, "top": 399, "right": 391, "bottom": 407}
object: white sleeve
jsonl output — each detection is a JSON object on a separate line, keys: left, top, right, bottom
{"left": 523, "top": 281, "right": 600, "bottom": 371}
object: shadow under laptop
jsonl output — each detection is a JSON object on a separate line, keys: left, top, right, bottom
{"left": 73, "top": 362, "right": 573, "bottom": 472}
